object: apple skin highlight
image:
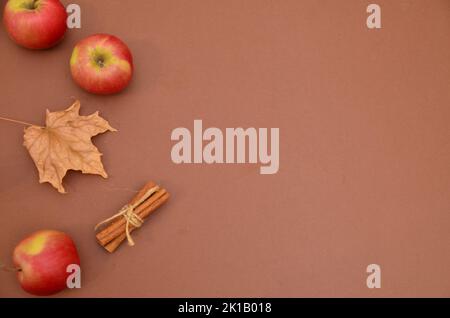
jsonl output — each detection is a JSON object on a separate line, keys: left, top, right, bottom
{"left": 70, "top": 34, "right": 134, "bottom": 95}
{"left": 13, "top": 230, "right": 80, "bottom": 296}
{"left": 3, "top": 0, "right": 67, "bottom": 49}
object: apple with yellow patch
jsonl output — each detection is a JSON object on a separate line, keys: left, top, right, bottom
{"left": 3, "top": 0, "right": 67, "bottom": 49}
{"left": 70, "top": 34, "right": 134, "bottom": 95}
{"left": 13, "top": 230, "right": 80, "bottom": 296}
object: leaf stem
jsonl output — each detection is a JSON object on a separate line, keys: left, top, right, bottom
{"left": 0, "top": 116, "right": 38, "bottom": 127}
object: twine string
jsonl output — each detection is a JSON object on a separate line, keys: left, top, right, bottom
{"left": 95, "top": 186, "right": 160, "bottom": 246}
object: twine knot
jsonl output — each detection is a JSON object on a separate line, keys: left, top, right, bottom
{"left": 116, "top": 204, "right": 144, "bottom": 246}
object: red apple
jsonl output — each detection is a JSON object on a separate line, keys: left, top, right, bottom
{"left": 70, "top": 34, "right": 134, "bottom": 95}
{"left": 3, "top": 0, "right": 67, "bottom": 49}
{"left": 13, "top": 230, "right": 80, "bottom": 296}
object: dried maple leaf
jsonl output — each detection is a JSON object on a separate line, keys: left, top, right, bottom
{"left": 23, "top": 100, "right": 116, "bottom": 193}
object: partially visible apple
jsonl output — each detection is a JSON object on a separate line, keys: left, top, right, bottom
{"left": 70, "top": 34, "right": 134, "bottom": 95}
{"left": 13, "top": 230, "right": 80, "bottom": 296}
{"left": 3, "top": 0, "right": 67, "bottom": 49}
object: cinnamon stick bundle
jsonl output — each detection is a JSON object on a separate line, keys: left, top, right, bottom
{"left": 95, "top": 181, "right": 170, "bottom": 253}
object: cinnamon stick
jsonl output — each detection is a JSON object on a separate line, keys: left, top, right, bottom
{"left": 103, "top": 192, "right": 170, "bottom": 253}
{"left": 96, "top": 181, "right": 157, "bottom": 243}
{"left": 95, "top": 181, "right": 170, "bottom": 252}
{"left": 96, "top": 188, "right": 167, "bottom": 246}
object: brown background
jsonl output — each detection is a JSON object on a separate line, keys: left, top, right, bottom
{"left": 0, "top": 0, "right": 449, "bottom": 297}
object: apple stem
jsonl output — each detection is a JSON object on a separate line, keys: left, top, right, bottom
{"left": 0, "top": 262, "right": 21, "bottom": 273}
{"left": 0, "top": 116, "right": 40, "bottom": 128}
